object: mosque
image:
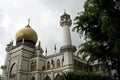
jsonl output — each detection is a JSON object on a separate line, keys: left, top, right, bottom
{"left": 0, "top": 12, "right": 102, "bottom": 80}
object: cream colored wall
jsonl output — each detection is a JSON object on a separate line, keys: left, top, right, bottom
{"left": 21, "top": 74, "right": 28, "bottom": 80}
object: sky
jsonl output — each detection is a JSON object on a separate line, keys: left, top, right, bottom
{"left": 0, "top": 0, "right": 86, "bottom": 74}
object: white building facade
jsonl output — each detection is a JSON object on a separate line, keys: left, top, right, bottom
{"left": 1, "top": 12, "right": 102, "bottom": 80}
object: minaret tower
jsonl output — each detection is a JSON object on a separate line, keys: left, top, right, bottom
{"left": 60, "top": 11, "right": 76, "bottom": 70}
{"left": 60, "top": 10, "right": 72, "bottom": 46}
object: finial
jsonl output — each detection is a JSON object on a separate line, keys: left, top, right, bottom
{"left": 64, "top": 9, "right": 66, "bottom": 14}
{"left": 7, "top": 40, "right": 13, "bottom": 46}
{"left": 45, "top": 48, "right": 47, "bottom": 56}
{"left": 54, "top": 44, "right": 57, "bottom": 54}
{"left": 54, "top": 44, "right": 56, "bottom": 50}
{"left": 28, "top": 18, "right": 30, "bottom": 26}
{"left": 38, "top": 41, "right": 41, "bottom": 46}
{"left": 10, "top": 40, "right": 13, "bottom": 44}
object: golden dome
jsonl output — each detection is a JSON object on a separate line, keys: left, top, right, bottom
{"left": 16, "top": 25, "right": 38, "bottom": 43}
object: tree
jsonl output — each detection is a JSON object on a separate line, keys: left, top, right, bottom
{"left": 73, "top": 0, "right": 120, "bottom": 79}
{"left": 61, "top": 71, "right": 80, "bottom": 80}
{"left": 61, "top": 71, "right": 113, "bottom": 80}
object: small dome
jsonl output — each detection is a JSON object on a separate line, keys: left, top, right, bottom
{"left": 16, "top": 25, "right": 38, "bottom": 44}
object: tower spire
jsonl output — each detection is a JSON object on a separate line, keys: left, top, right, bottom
{"left": 64, "top": 9, "right": 66, "bottom": 14}
{"left": 38, "top": 41, "right": 41, "bottom": 47}
{"left": 45, "top": 48, "right": 47, "bottom": 56}
{"left": 54, "top": 44, "right": 56, "bottom": 53}
{"left": 28, "top": 18, "right": 30, "bottom": 26}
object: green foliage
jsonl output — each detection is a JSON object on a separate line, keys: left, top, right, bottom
{"left": 61, "top": 71, "right": 113, "bottom": 80}
{"left": 61, "top": 71, "right": 80, "bottom": 80}
{"left": 73, "top": 0, "right": 120, "bottom": 79}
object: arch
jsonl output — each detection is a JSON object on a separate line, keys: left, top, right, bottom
{"left": 47, "top": 61, "right": 50, "bottom": 69}
{"left": 9, "top": 63, "right": 17, "bottom": 79}
{"left": 31, "top": 76, "right": 35, "bottom": 80}
{"left": 54, "top": 74, "right": 62, "bottom": 80}
{"left": 57, "top": 59, "right": 60, "bottom": 67}
{"left": 44, "top": 75, "right": 51, "bottom": 80}
{"left": 31, "top": 60, "right": 36, "bottom": 71}
{"left": 51, "top": 59, "right": 55, "bottom": 68}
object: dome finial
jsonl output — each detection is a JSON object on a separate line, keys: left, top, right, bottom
{"left": 64, "top": 9, "right": 66, "bottom": 14}
{"left": 28, "top": 18, "right": 30, "bottom": 26}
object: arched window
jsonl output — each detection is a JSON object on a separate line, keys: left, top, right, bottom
{"left": 9, "top": 63, "right": 17, "bottom": 79}
{"left": 31, "top": 76, "right": 35, "bottom": 80}
{"left": 51, "top": 59, "right": 55, "bottom": 68}
{"left": 47, "top": 61, "right": 50, "bottom": 69}
{"left": 44, "top": 75, "right": 51, "bottom": 80}
{"left": 57, "top": 59, "right": 60, "bottom": 67}
{"left": 31, "top": 60, "right": 36, "bottom": 71}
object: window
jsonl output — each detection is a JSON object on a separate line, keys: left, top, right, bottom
{"left": 31, "top": 76, "right": 35, "bottom": 80}
{"left": 96, "top": 65, "right": 99, "bottom": 71}
{"left": 42, "top": 66, "right": 45, "bottom": 70}
{"left": 89, "top": 66, "right": 93, "bottom": 72}
{"left": 51, "top": 59, "right": 55, "bottom": 68}
{"left": 57, "top": 59, "right": 60, "bottom": 67}
{"left": 47, "top": 61, "right": 50, "bottom": 69}
{"left": 31, "top": 61, "right": 36, "bottom": 71}
{"left": 9, "top": 63, "right": 17, "bottom": 79}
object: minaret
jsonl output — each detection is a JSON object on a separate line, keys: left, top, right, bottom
{"left": 60, "top": 10, "right": 72, "bottom": 46}
{"left": 60, "top": 11, "right": 76, "bottom": 71}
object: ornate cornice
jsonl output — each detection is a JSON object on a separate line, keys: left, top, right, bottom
{"left": 60, "top": 45, "right": 76, "bottom": 53}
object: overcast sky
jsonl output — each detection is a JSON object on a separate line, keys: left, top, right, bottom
{"left": 0, "top": 0, "right": 86, "bottom": 74}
